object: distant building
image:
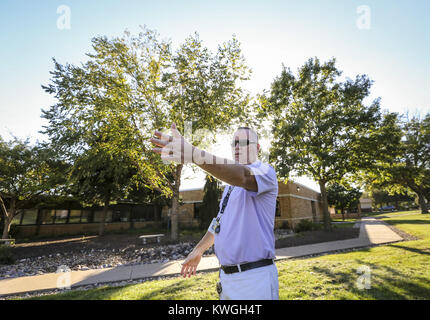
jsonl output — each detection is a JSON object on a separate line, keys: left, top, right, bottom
{"left": 360, "top": 194, "right": 373, "bottom": 212}
{"left": 9, "top": 180, "right": 324, "bottom": 238}
{"left": 164, "top": 180, "right": 324, "bottom": 229}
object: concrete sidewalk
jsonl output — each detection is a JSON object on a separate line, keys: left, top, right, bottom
{"left": 0, "top": 217, "right": 403, "bottom": 297}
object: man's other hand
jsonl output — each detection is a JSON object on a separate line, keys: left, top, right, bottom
{"left": 180, "top": 250, "right": 202, "bottom": 278}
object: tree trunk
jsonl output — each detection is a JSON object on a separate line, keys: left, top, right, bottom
{"left": 319, "top": 180, "right": 332, "bottom": 231}
{"left": 357, "top": 202, "right": 362, "bottom": 218}
{"left": 170, "top": 164, "right": 183, "bottom": 241}
{"left": 1, "top": 197, "right": 16, "bottom": 239}
{"left": 417, "top": 191, "right": 428, "bottom": 214}
{"left": 0, "top": 195, "right": 7, "bottom": 219}
{"left": 341, "top": 208, "right": 345, "bottom": 221}
{"left": 99, "top": 190, "right": 112, "bottom": 236}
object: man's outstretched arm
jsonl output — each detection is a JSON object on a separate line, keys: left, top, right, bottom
{"left": 193, "top": 149, "right": 258, "bottom": 192}
{"left": 151, "top": 123, "right": 258, "bottom": 191}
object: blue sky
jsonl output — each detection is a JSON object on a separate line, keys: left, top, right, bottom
{"left": 1, "top": 0, "right": 429, "bottom": 191}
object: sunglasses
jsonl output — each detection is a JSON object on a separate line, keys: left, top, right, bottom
{"left": 231, "top": 139, "right": 257, "bottom": 147}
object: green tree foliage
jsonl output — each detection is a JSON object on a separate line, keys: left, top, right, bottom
{"left": 0, "top": 137, "right": 67, "bottom": 238}
{"left": 41, "top": 27, "right": 252, "bottom": 239}
{"left": 262, "top": 57, "right": 396, "bottom": 230}
{"left": 327, "top": 183, "right": 362, "bottom": 221}
{"left": 358, "top": 114, "right": 430, "bottom": 213}
{"left": 158, "top": 31, "right": 252, "bottom": 240}
{"left": 199, "top": 175, "right": 222, "bottom": 230}
{"left": 41, "top": 28, "right": 177, "bottom": 235}
{"left": 370, "top": 189, "right": 416, "bottom": 209}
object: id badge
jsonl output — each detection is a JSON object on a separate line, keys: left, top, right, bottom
{"left": 208, "top": 218, "right": 219, "bottom": 235}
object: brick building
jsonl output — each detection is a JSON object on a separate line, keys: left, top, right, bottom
{"left": 163, "top": 180, "right": 324, "bottom": 230}
{"left": 8, "top": 180, "right": 324, "bottom": 238}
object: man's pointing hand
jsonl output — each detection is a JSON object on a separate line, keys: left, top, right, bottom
{"left": 150, "top": 123, "right": 194, "bottom": 164}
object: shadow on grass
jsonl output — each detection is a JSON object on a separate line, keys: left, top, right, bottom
{"left": 382, "top": 219, "right": 430, "bottom": 226}
{"left": 133, "top": 279, "right": 196, "bottom": 300}
{"left": 32, "top": 276, "right": 197, "bottom": 300}
{"left": 310, "top": 260, "right": 430, "bottom": 300}
{"left": 386, "top": 244, "right": 430, "bottom": 256}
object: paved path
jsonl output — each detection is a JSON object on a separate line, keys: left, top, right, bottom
{"left": 0, "top": 217, "right": 403, "bottom": 297}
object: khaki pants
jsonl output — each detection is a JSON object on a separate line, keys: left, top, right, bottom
{"left": 219, "top": 263, "right": 279, "bottom": 300}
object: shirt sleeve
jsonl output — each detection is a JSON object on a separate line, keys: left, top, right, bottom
{"left": 245, "top": 162, "right": 278, "bottom": 197}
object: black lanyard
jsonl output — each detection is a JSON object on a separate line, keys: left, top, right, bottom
{"left": 216, "top": 186, "right": 234, "bottom": 223}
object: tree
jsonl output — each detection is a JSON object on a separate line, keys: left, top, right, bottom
{"left": 158, "top": 32, "right": 252, "bottom": 240}
{"left": 327, "top": 183, "right": 362, "bottom": 221}
{"left": 199, "top": 175, "right": 222, "bottom": 230}
{"left": 42, "top": 27, "right": 252, "bottom": 240}
{"left": 69, "top": 147, "right": 138, "bottom": 235}
{"left": 0, "top": 137, "right": 67, "bottom": 238}
{"left": 358, "top": 114, "right": 430, "bottom": 213}
{"left": 261, "top": 57, "right": 396, "bottom": 231}
{"left": 41, "top": 29, "right": 174, "bottom": 235}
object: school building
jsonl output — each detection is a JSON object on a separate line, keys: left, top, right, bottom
{"left": 9, "top": 180, "right": 329, "bottom": 238}
{"left": 162, "top": 180, "right": 325, "bottom": 229}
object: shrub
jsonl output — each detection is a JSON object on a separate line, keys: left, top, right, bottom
{"left": 0, "top": 245, "right": 15, "bottom": 265}
{"left": 294, "top": 219, "right": 323, "bottom": 233}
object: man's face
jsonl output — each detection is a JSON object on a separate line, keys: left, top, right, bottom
{"left": 231, "top": 129, "right": 260, "bottom": 164}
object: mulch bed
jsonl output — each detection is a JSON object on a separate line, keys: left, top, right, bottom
{"left": 10, "top": 233, "right": 179, "bottom": 260}
{"left": 10, "top": 227, "right": 363, "bottom": 260}
{"left": 275, "top": 227, "right": 360, "bottom": 249}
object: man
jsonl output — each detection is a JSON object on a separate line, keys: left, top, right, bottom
{"left": 151, "top": 123, "right": 279, "bottom": 300}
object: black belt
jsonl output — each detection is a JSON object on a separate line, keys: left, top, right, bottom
{"left": 221, "top": 258, "right": 274, "bottom": 274}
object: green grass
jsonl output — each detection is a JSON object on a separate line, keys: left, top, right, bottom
{"left": 331, "top": 218, "right": 359, "bottom": 222}
{"left": 332, "top": 222, "right": 356, "bottom": 229}
{"left": 22, "top": 211, "right": 430, "bottom": 300}
{"left": 25, "top": 274, "right": 220, "bottom": 300}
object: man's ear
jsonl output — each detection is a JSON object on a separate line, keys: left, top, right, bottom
{"left": 257, "top": 143, "right": 261, "bottom": 153}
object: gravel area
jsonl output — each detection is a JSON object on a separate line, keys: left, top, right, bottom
{"left": 0, "top": 241, "right": 211, "bottom": 280}
{"left": 275, "top": 227, "right": 360, "bottom": 249}
{"left": 0, "top": 229, "right": 294, "bottom": 280}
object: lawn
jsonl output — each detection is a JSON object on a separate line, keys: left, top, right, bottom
{"left": 24, "top": 211, "right": 430, "bottom": 300}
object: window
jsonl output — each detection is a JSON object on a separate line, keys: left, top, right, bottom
{"left": 81, "top": 210, "right": 92, "bottom": 223}
{"left": 40, "top": 209, "right": 54, "bottom": 224}
{"left": 21, "top": 209, "right": 37, "bottom": 225}
{"left": 275, "top": 199, "right": 281, "bottom": 217}
{"left": 54, "top": 210, "right": 69, "bottom": 224}
{"left": 93, "top": 210, "right": 112, "bottom": 223}
{"left": 311, "top": 201, "right": 317, "bottom": 222}
{"left": 120, "top": 211, "right": 130, "bottom": 222}
{"left": 68, "top": 210, "right": 82, "bottom": 223}
{"left": 194, "top": 202, "right": 203, "bottom": 219}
